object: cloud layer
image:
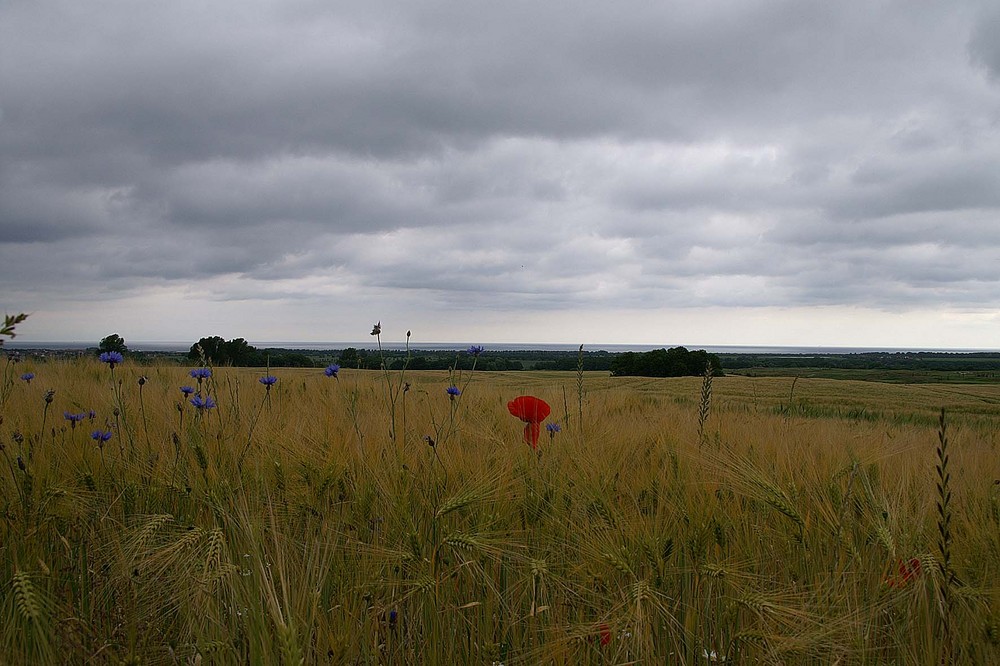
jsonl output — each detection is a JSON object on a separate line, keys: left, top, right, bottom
{"left": 2, "top": 0, "right": 1000, "bottom": 346}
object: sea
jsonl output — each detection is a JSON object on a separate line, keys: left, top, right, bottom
{"left": 4, "top": 341, "right": 998, "bottom": 355}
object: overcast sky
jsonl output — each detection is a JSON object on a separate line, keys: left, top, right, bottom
{"left": 3, "top": 0, "right": 1000, "bottom": 348}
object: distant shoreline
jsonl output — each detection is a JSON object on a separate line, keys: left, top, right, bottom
{"left": 5, "top": 340, "right": 999, "bottom": 355}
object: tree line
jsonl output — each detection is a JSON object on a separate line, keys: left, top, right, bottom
{"left": 96, "top": 334, "right": 313, "bottom": 367}
{"left": 95, "top": 332, "right": 723, "bottom": 376}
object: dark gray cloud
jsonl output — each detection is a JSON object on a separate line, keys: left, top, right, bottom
{"left": 2, "top": 0, "right": 1000, "bottom": 344}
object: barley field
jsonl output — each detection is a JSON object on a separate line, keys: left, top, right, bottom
{"left": 1, "top": 358, "right": 998, "bottom": 664}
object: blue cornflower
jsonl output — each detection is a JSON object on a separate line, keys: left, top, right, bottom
{"left": 190, "top": 368, "right": 211, "bottom": 379}
{"left": 546, "top": 422, "right": 561, "bottom": 434}
{"left": 324, "top": 364, "right": 340, "bottom": 378}
{"left": 190, "top": 395, "right": 217, "bottom": 410}
{"left": 90, "top": 429, "right": 113, "bottom": 443}
{"left": 99, "top": 351, "right": 124, "bottom": 368}
{"left": 466, "top": 345, "right": 484, "bottom": 356}
{"left": 446, "top": 386, "right": 461, "bottom": 399}
{"left": 180, "top": 386, "right": 195, "bottom": 396}
{"left": 20, "top": 372, "right": 34, "bottom": 384}
{"left": 64, "top": 411, "right": 87, "bottom": 428}
{"left": 259, "top": 375, "right": 278, "bottom": 388}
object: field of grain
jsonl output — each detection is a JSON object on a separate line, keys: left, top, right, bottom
{"left": 1, "top": 358, "right": 998, "bottom": 664}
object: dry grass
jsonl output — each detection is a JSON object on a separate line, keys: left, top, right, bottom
{"left": 0, "top": 358, "right": 998, "bottom": 664}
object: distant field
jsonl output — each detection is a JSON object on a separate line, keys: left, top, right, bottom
{"left": 725, "top": 366, "right": 1000, "bottom": 385}
{"left": 1, "top": 359, "right": 998, "bottom": 663}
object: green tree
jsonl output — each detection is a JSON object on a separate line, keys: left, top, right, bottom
{"left": 223, "top": 338, "right": 258, "bottom": 366}
{"left": 266, "top": 352, "right": 315, "bottom": 368}
{"left": 188, "top": 336, "right": 265, "bottom": 366}
{"left": 611, "top": 347, "right": 722, "bottom": 377}
{"left": 189, "top": 336, "right": 226, "bottom": 363}
{"left": 98, "top": 333, "right": 128, "bottom": 355}
{"left": 338, "top": 347, "right": 361, "bottom": 368}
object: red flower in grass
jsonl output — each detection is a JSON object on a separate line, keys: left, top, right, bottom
{"left": 587, "top": 623, "right": 612, "bottom": 646}
{"left": 507, "top": 395, "right": 551, "bottom": 449}
{"left": 886, "top": 557, "right": 922, "bottom": 587}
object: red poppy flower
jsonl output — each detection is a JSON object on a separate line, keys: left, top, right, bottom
{"left": 885, "top": 557, "right": 922, "bottom": 588}
{"left": 507, "top": 395, "right": 551, "bottom": 449}
{"left": 899, "top": 557, "right": 921, "bottom": 583}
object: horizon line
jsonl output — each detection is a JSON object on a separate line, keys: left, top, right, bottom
{"left": 6, "top": 340, "right": 1000, "bottom": 354}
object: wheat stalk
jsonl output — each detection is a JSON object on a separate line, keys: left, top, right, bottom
{"left": 604, "top": 551, "right": 635, "bottom": 578}
{"left": 935, "top": 407, "right": 955, "bottom": 664}
{"left": 576, "top": 344, "right": 585, "bottom": 445}
{"left": 443, "top": 532, "right": 481, "bottom": 552}
{"left": 11, "top": 572, "right": 42, "bottom": 623}
{"left": 129, "top": 514, "right": 174, "bottom": 555}
{"left": 697, "top": 362, "right": 713, "bottom": 447}
{"left": 278, "top": 622, "right": 304, "bottom": 666}
{"left": 202, "top": 527, "right": 225, "bottom": 577}
{"left": 435, "top": 489, "right": 481, "bottom": 518}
